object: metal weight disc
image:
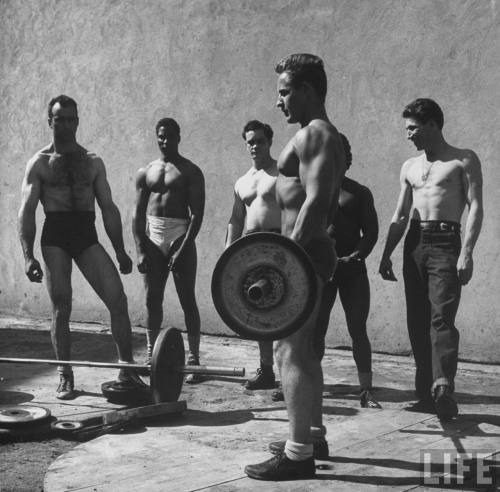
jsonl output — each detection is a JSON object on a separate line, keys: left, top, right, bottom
{"left": 51, "top": 420, "right": 84, "bottom": 433}
{"left": 212, "top": 232, "right": 318, "bottom": 341}
{"left": 150, "top": 327, "right": 185, "bottom": 403}
{"left": 0, "top": 405, "right": 51, "bottom": 427}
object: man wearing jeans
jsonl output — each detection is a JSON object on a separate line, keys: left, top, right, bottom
{"left": 379, "top": 98, "right": 483, "bottom": 420}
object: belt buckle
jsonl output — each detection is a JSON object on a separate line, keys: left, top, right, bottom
{"left": 439, "top": 222, "right": 448, "bottom": 231}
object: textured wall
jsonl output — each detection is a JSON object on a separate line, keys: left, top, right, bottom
{"left": 1, "top": 0, "right": 498, "bottom": 362}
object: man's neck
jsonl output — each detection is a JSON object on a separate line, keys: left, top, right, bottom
{"left": 52, "top": 137, "right": 79, "bottom": 154}
{"left": 299, "top": 104, "right": 329, "bottom": 128}
{"left": 161, "top": 151, "right": 181, "bottom": 163}
{"left": 424, "top": 136, "right": 449, "bottom": 162}
{"left": 252, "top": 155, "right": 274, "bottom": 171}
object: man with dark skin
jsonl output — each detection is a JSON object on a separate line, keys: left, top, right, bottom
{"left": 379, "top": 98, "right": 483, "bottom": 420}
{"left": 244, "top": 54, "right": 345, "bottom": 481}
{"left": 18, "top": 95, "right": 141, "bottom": 400}
{"left": 226, "top": 120, "right": 280, "bottom": 391}
{"left": 132, "top": 118, "right": 205, "bottom": 383}
{"left": 271, "top": 134, "right": 382, "bottom": 408}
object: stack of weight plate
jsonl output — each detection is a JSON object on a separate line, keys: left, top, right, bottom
{"left": 0, "top": 404, "right": 52, "bottom": 442}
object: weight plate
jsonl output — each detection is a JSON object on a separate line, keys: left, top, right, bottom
{"left": 0, "top": 405, "right": 51, "bottom": 427}
{"left": 101, "top": 380, "right": 151, "bottom": 405}
{"left": 150, "top": 327, "right": 185, "bottom": 403}
{"left": 212, "top": 232, "right": 317, "bottom": 341}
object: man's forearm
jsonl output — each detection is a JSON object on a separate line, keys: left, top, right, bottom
{"left": 381, "top": 221, "right": 407, "bottom": 260}
{"left": 18, "top": 210, "right": 36, "bottom": 260}
{"left": 226, "top": 223, "right": 243, "bottom": 248}
{"left": 290, "top": 199, "right": 324, "bottom": 246}
{"left": 102, "top": 205, "right": 127, "bottom": 254}
{"left": 132, "top": 213, "right": 148, "bottom": 255}
{"left": 461, "top": 204, "right": 483, "bottom": 256}
{"left": 355, "top": 233, "right": 378, "bottom": 259}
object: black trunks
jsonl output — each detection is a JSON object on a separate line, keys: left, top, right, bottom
{"left": 41, "top": 211, "right": 99, "bottom": 259}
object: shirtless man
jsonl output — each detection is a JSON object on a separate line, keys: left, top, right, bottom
{"left": 132, "top": 118, "right": 205, "bottom": 383}
{"left": 226, "top": 120, "right": 280, "bottom": 391}
{"left": 317, "top": 133, "right": 381, "bottom": 408}
{"left": 244, "top": 54, "right": 345, "bottom": 481}
{"left": 379, "top": 98, "right": 483, "bottom": 420}
{"left": 18, "top": 95, "right": 142, "bottom": 400}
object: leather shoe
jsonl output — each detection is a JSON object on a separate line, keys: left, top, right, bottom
{"left": 360, "top": 389, "right": 382, "bottom": 409}
{"left": 56, "top": 372, "right": 75, "bottom": 400}
{"left": 406, "top": 398, "right": 436, "bottom": 414}
{"left": 434, "top": 385, "right": 458, "bottom": 420}
{"left": 268, "top": 439, "right": 329, "bottom": 459}
{"left": 244, "top": 452, "right": 315, "bottom": 481}
{"left": 245, "top": 366, "right": 275, "bottom": 390}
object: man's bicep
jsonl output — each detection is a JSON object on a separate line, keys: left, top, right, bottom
{"left": 20, "top": 163, "right": 42, "bottom": 211}
{"left": 464, "top": 153, "right": 483, "bottom": 206}
{"left": 93, "top": 159, "right": 114, "bottom": 208}
{"left": 360, "top": 188, "right": 379, "bottom": 234}
{"left": 229, "top": 190, "right": 246, "bottom": 224}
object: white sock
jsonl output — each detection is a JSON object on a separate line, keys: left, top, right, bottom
{"left": 284, "top": 440, "right": 313, "bottom": 461}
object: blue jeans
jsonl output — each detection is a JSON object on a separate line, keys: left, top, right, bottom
{"left": 403, "top": 220, "right": 462, "bottom": 399}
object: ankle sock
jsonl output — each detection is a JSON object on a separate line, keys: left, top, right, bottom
{"left": 284, "top": 440, "right": 313, "bottom": 461}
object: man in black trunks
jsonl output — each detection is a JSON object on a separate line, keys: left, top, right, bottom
{"left": 18, "top": 95, "right": 142, "bottom": 400}
{"left": 320, "top": 134, "right": 381, "bottom": 408}
{"left": 244, "top": 54, "right": 345, "bottom": 481}
{"left": 226, "top": 120, "right": 281, "bottom": 390}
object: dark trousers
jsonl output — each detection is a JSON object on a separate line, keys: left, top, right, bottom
{"left": 403, "top": 221, "right": 462, "bottom": 399}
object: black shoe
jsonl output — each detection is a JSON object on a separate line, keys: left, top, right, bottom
{"left": 271, "top": 389, "right": 284, "bottom": 402}
{"left": 434, "top": 385, "right": 458, "bottom": 420}
{"left": 360, "top": 389, "right": 382, "bottom": 409}
{"left": 117, "top": 367, "right": 149, "bottom": 390}
{"left": 245, "top": 366, "right": 275, "bottom": 390}
{"left": 268, "top": 439, "right": 329, "bottom": 460}
{"left": 56, "top": 372, "right": 75, "bottom": 400}
{"left": 406, "top": 398, "right": 436, "bottom": 414}
{"left": 244, "top": 452, "right": 315, "bottom": 481}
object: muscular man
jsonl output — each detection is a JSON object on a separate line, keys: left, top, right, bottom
{"left": 245, "top": 54, "right": 345, "bottom": 481}
{"left": 18, "top": 95, "right": 142, "bottom": 400}
{"left": 133, "top": 118, "right": 205, "bottom": 383}
{"left": 271, "top": 134, "right": 382, "bottom": 409}
{"left": 379, "top": 98, "right": 483, "bottom": 420}
{"left": 226, "top": 120, "right": 280, "bottom": 391}
{"left": 318, "top": 133, "right": 381, "bottom": 409}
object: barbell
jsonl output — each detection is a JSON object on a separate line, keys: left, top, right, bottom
{"left": 0, "top": 327, "right": 245, "bottom": 403}
{"left": 211, "top": 232, "right": 318, "bottom": 341}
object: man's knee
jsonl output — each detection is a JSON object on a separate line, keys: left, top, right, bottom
{"left": 107, "top": 289, "right": 128, "bottom": 315}
{"left": 145, "top": 291, "right": 163, "bottom": 312}
{"left": 51, "top": 296, "right": 72, "bottom": 320}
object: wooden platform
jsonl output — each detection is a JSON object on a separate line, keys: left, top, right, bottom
{"left": 44, "top": 354, "right": 500, "bottom": 491}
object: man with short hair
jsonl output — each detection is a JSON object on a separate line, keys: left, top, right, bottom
{"left": 226, "top": 120, "right": 280, "bottom": 391}
{"left": 18, "top": 95, "right": 142, "bottom": 400}
{"left": 133, "top": 118, "right": 205, "bottom": 383}
{"left": 244, "top": 54, "right": 345, "bottom": 481}
{"left": 379, "top": 98, "right": 483, "bottom": 420}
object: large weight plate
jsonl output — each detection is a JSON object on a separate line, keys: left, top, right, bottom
{"left": 0, "top": 405, "right": 51, "bottom": 427}
{"left": 212, "top": 232, "right": 317, "bottom": 341}
{"left": 150, "top": 327, "right": 185, "bottom": 403}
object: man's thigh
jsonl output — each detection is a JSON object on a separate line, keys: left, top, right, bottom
{"left": 172, "top": 241, "right": 197, "bottom": 293}
{"left": 75, "top": 244, "right": 124, "bottom": 304}
{"left": 42, "top": 246, "right": 73, "bottom": 303}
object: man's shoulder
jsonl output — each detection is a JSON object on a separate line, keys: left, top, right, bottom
{"left": 343, "top": 177, "right": 373, "bottom": 199}
{"left": 450, "top": 146, "right": 480, "bottom": 167}
{"left": 178, "top": 156, "right": 203, "bottom": 178}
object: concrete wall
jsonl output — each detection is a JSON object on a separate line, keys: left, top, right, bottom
{"left": 1, "top": 0, "right": 498, "bottom": 362}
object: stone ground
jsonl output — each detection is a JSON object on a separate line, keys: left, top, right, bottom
{"left": 0, "top": 315, "right": 499, "bottom": 492}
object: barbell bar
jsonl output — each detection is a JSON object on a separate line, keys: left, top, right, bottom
{"left": 0, "top": 357, "right": 243, "bottom": 376}
{"left": 0, "top": 327, "right": 245, "bottom": 403}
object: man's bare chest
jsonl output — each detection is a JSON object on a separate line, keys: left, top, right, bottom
{"left": 145, "top": 163, "right": 187, "bottom": 194}
{"left": 44, "top": 153, "right": 95, "bottom": 188}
